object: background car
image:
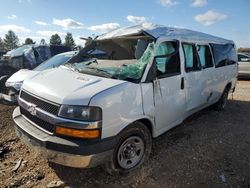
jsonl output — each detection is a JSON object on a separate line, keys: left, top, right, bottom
{"left": 0, "top": 44, "right": 71, "bottom": 101}
{"left": 238, "top": 53, "right": 250, "bottom": 78}
{"left": 1, "top": 51, "right": 78, "bottom": 103}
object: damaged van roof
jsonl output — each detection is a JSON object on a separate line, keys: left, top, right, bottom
{"left": 97, "top": 23, "right": 233, "bottom": 44}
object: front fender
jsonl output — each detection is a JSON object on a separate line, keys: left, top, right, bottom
{"left": 89, "top": 82, "right": 148, "bottom": 139}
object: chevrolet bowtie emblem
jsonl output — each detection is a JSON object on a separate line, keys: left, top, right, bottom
{"left": 27, "top": 103, "right": 37, "bottom": 116}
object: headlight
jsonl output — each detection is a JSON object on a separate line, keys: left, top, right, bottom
{"left": 58, "top": 105, "right": 102, "bottom": 121}
{"left": 5, "top": 81, "right": 23, "bottom": 91}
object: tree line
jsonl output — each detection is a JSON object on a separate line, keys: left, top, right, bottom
{"left": 238, "top": 48, "right": 250, "bottom": 53}
{"left": 0, "top": 30, "right": 80, "bottom": 52}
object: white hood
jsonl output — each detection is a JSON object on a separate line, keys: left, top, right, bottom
{"left": 22, "top": 67, "right": 126, "bottom": 105}
{"left": 7, "top": 69, "right": 38, "bottom": 83}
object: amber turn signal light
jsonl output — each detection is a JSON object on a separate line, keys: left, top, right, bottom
{"left": 56, "top": 126, "right": 100, "bottom": 139}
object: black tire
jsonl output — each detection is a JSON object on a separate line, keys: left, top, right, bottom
{"left": 104, "top": 121, "right": 152, "bottom": 175}
{"left": 214, "top": 86, "right": 230, "bottom": 111}
{"left": 0, "top": 75, "right": 9, "bottom": 93}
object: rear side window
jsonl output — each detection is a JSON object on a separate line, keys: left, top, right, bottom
{"left": 211, "top": 43, "right": 237, "bottom": 67}
{"left": 197, "top": 45, "right": 213, "bottom": 68}
{"left": 154, "top": 41, "right": 180, "bottom": 77}
{"left": 182, "top": 43, "right": 200, "bottom": 72}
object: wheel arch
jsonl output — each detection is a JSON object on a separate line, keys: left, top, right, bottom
{"left": 225, "top": 82, "right": 232, "bottom": 90}
{"left": 116, "top": 117, "right": 155, "bottom": 138}
{"left": 137, "top": 118, "right": 154, "bottom": 137}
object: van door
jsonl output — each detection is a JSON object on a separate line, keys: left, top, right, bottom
{"left": 153, "top": 41, "right": 186, "bottom": 135}
{"left": 196, "top": 44, "right": 215, "bottom": 104}
{"left": 182, "top": 43, "right": 205, "bottom": 112}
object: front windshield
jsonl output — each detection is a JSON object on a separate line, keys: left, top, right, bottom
{"left": 34, "top": 52, "right": 75, "bottom": 71}
{"left": 66, "top": 37, "right": 154, "bottom": 82}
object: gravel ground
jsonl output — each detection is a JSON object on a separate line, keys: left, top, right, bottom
{"left": 0, "top": 80, "right": 250, "bottom": 188}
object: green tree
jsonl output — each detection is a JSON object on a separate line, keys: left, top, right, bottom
{"left": 238, "top": 47, "right": 250, "bottom": 53}
{"left": 0, "top": 37, "right": 5, "bottom": 50}
{"left": 64, "top": 32, "right": 75, "bottom": 49}
{"left": 4, "top": 30, "right": 19, "bottom": 50}
{"left": 24, "top": 38, "right": 34, "bottom": 45}
{"left": 50, "top": 34, "right": 62, "bottom": 45}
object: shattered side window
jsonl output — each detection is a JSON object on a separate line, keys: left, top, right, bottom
{"left": 35, "top": 46, "right": 51, "bottom": 63}
{"left": 154, "top": 41, "right": 180, "bottom": 76}
{"left": 24, "top": 48, "right": 36, "bottom": 69}
{"left": 22, "top": 46, "right": 52, "bottom": 69}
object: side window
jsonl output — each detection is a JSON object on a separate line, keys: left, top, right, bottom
{"left": 183, "top": 43, "right": 200, "bottom": 72}
{"left": 211, "top": 43, "right": 237, "bottom": 67}
{"left": 197, "top": 45, "right": 213, "bottom": 68}
{"left": 155, "top": 41, "right": 180, "bottom": 77}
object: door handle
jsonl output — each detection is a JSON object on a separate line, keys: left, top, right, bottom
{"left": 181, "top": 77, "right": 184, "bottom": 90}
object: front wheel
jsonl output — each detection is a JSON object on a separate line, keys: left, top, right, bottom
{"left": 104, "top": 122, "right": 152, "bottom": 175}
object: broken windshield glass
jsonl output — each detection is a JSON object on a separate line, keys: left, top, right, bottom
{"left": 67, "top": 36, "right": 154, "bottom": 82}
{"left": 114, "top": 43, "right": 154, "bottom": 80}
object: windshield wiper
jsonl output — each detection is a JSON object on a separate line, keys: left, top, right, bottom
{"left": 84, "top": 58, "right": 98, "bottom": 66}
{"left": 81, "top": 67, "right": 114, "bottom": 78}
{"left": 62, "top": 64, "right": 78, "bottom": 72}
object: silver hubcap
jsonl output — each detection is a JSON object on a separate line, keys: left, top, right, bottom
{"left": 117, "top": 136, "right": 145, "bottom": 169}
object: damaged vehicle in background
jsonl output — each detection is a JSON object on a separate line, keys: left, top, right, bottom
{"left": 13, "top": 24, "right": 238, "bottom": 174}
{"left": 0, "top": 44, "right": 71, "bottom": 102}
{"left": 3, "top": 51, "right": 78, "bottom": 103}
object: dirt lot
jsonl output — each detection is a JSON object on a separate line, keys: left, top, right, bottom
{"left": 0, "top": 80, "right": 250, "bottom": 188}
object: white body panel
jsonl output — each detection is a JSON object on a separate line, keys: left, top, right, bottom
{"left": 90, "top": 82, "right": 146, "bottom": 138}
{"left": 153, "top": 75, "right": 186, "bottom": 136}
{"left": 22, "top": 68, "right": 125, "bottom": 105}
{"left": 6, "top": 69, "right": 37, "bottom": 84}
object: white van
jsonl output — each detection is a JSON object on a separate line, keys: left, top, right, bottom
{"left": 13, "top": 24, "right": 238, "bottom": 174}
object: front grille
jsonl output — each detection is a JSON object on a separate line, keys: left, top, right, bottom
{"left": 20, "top": 107, "right": 55, "bottom": 133}
{"left": 20, "top": 91, "right": 60, "bottom": 115}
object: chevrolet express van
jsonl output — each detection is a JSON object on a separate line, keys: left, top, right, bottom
{"left": 13, "top": 24, "right": 237, "bottom": 174}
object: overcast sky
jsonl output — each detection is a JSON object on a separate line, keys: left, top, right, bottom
{"left": 0, "top": 0, "right": 249, "bottom": 47}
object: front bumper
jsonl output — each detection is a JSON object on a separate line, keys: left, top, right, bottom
{"left": 13, "top": 107, "right": 115, "bottom": 168}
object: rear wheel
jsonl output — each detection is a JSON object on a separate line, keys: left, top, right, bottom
{"left": 104, "top": 122, "right": 152, "bottom": 175}
{"left": 214, "top": 86, "right": 230, "bottom": 111}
